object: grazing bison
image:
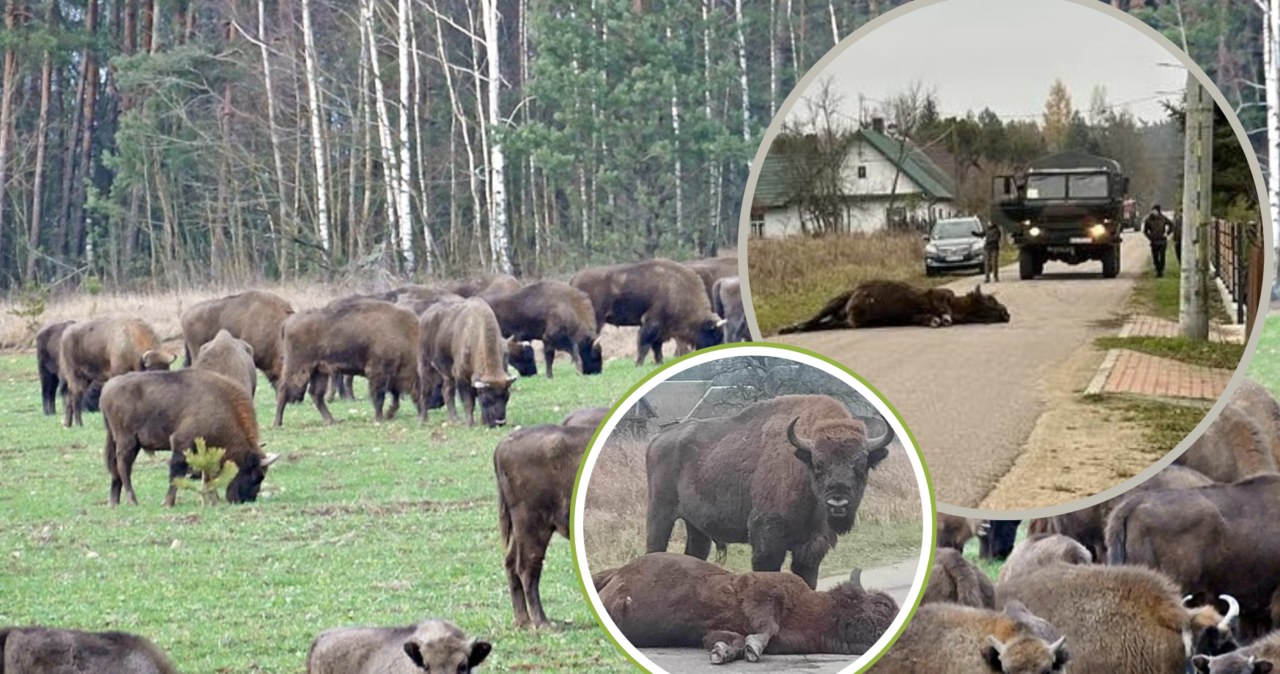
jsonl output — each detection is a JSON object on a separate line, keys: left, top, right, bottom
{"left": 0, "top": 626, "right": 178, "bottom": 674}
{"left": 275, "top": 299, "right": 422, "bottom": 427}
{"left": 59, "top": 317, "right": 174, "bottom": 427}
{"left": 562, "top": 406, "right": 609, "bottom": 429}
{"left": 36, "top": 321, "right": 100, "bottom": 416}
{"left": 480, "top": 281, "right": 603, "bottom": 378}
{"left": 870, "top": 601, "right": 1066, "bottom": 674}
{"left": 980, "top": 519, "right": 1020, "bottom": 560}
{"left": 1106, "top": 473, "right": 1280, "bottom": 638}
{"left": 997, "top": 563, "right": 1240, "bottom": 672}
{"left": 180, "top": 289, "right": 294, "bottom": 387}
{"left": 937, "top": 514, "right": 987, "bottom": 551}
{"left": 494, "top": 424, "right": 594, "bottom": 627}
{"left": 646, "top": 394, "right": 893, "bottom": 588}
{"left": 595, "top": 552, "right": 898, "bottom": 664}
{"left": 419, "top": 298, "right": 516, "bottom": 427}
{"left": 1177, "top": 404, "right": 1278, "bottom": 482}
{"left": 394, "top": 287, "right": 465, "bottom": 315}
{"left": 570, "top": 259, "right": 725, "bottom": 365}
{"left": 923, "top": 547, "right": 996, "bottom": 609}
{"left": 997, "top": 533, "right": 1092, "bottom": 583}
{"left": 439, "top": 273, "right": 522, "bottom": 298}
{"left": 307, "top": 619, "right": 491, "bottom": 674}
{"left": 778, "top": 280, "right": 1010, "bottom": 333}
{"left": 1193, "top": 629, "right": 1280, "bottom": 673}
{"left": 712, "top": 276, "right": 751, "bottom": 343}
{"left": 194, "top": 329, "right": 257, "bottom": 395}
{"left": 683, "top": 256, "right": 738, "bottom": 304}
{"left": 101, "top": 368, "right": 279, "bottom": 506}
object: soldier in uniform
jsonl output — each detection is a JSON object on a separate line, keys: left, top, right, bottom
{"left": 972, "top": 218, "right": 1003, "bottom": 283}
{"left": 1143, "top": 204, "right": 1176, "bottom": 277}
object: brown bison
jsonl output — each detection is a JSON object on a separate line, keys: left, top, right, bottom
{"left": 683, "top": 256, "right": 738, "bottom": 304}
{"left": 59, "top": 317, "right": 175, "bottom": 427}
{"left": 307, "top": 619, "right": 491, "bottom": 674}
{"left": 562, "top": 406, "right": 609, "bottom": 429}
{"left": 180, "top": 289, "right": 294, "bottom": 387}
{"left": 594, "top": 552, "right": 898, "bottom": 664}
{"left": 438, "top": 273, "right": 522, "bottom": 298}
{"left": 480, "top": 281, "right": 603, "bottom": 378}
{"left": 938, "top": 514, "right": 988, "bottom": 551}
{"left": 997, "top": 533, "right": 1092, "bottom": 583}
{"left": 194, "top": 329, "right": 257, "bottom": 395}
{"left": 494, "top": 423, "right": 594, "bottom": 627}
{"left": 419, "top": 298, "right": 515, "bottom": 427}
{"left": 1106, "top": 472, "right": 1280, "bottom": 638}
{"left": 570, "top": 259, "right": 725, "bottom": 365}
{"left": 870, "top": 601, "right": 1066, "bottom": 674}
{"left": 274, "top": 299, "right": 422, "bottom": 427}
{"left": 778, "top": 280, "right": 1010, "bottom": 333}
{"left": 712, "top": 276, "right": 751, "bottom": 343}
{"left": 1177, "top": 403, "right": 1279, "bottom": 482}
{"left": 923, "top": 547, "right": 996, "bottom": 609}
{"left": 646, "top": 394, "right": 893, "bottom": 588}
{"left": 1193, "top": 629, "right": 1280, "bottom": 673}
{"left": 101, "top": 368, "right": 279, "bottom": 506}
{"left": 1225, "top": 380, "right": 1280, "bottom": 468}
{"left": 997, "top": 563, "right": 1240, "bottom": 672}
{"left": 36, "top": 321, "right": 99, "bottom": 416}
{"left": 0, "top": 626, "right": 178, "bottom": 674}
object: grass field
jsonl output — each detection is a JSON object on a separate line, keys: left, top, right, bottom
{"left": 0, "top": 353, "right": 648, "bottom": 673}
{"left": 1248, "top": 312, "right": 1280, "bottom": 397}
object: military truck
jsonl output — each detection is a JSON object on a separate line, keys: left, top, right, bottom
{"left": 991, "top": 151, "right": 1128, "bottom": 280}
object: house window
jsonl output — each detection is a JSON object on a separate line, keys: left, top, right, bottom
{"left": 750, "top": 212, "right": 765, "bottom": 238}
{"left": 857, "top": 165, "right": 868, "bottom": 179}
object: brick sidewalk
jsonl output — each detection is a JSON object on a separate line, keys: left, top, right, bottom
{"left": 1086, "top": 314, "right": 1238, "bottom": 400}
{"left": 1119, "top": 314, "right": 1245, "bottom": 344}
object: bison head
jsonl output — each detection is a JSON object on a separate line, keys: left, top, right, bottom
{"left": 786, "top": 415, "right": 892, "bottom": 535}
{"left": 693, "top": 316, "right": 728, "bottom": 350}
{"left": 578, "top": 335, "right": 604, "bottom": 375}
{"left": 226, "top": 452, "right": 279, "bottom": 503}
{"left": 829, "top": 575, "right": 898, "bottom": 654}
{"left": 140, "top": 349, "right": 176, "bottom": 371}
{"left": 474, "top": 376, "right": 515, "bottom": 427}
{"left": 958, "top": 285, "right": 1010, "bottom": 324}
{"left": 1193, "top": 653, "right": 1274, "bottom": 674}
{"left": 506, "top": 338, "right": 538, "bottom": 377}
{"left": 981, "top": 601, "right": 1069, "bottom": 674}
{"left": 403, "top": 633, "right": 491, "bottom": 674}
{"left": 1186, "top": 594, "right": 1241, "bottom": 658}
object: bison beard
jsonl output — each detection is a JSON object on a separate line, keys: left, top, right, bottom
{"left": 778, "top": 280, "right": 1010, "bottom": 334}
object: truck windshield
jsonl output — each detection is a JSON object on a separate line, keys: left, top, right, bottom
{"left": 1068, "top": 173, "right": 1109, "bottom": 198}
{"left": 1025, "top": 175, "right": 1066, "bottom": 199}
{"left": 932, "top": 218, "right": 980, "bottom": 239}
{"left": 1024, "top": 173, "right": 1109, "bottom": 199}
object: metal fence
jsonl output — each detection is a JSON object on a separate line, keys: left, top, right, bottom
{"left": 1209, "top": 219, "right": 1265, "bottom": 332}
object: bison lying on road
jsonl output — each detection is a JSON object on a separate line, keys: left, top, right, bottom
{"left": 481, "top": 281, "right": 603, "bottom": 378}
{"left": 570, "top": 259, "right": 725, "bottom": 365}
{"left": 307, "top": 619, "right": 491, "bottom": 674}
{"left": 36, "top": 321, "right": 99, "bottom": 416}
{"left": 922, "top": 548, "right": 995, "bottom": 609}
{"left": 180, "top": 289, "right": 294, "bottom": 387}
{"left": 778, "top": 280, "right": 1010, "bottom": 333}
{"left": 495, "top": 423, "right": 594, "bottom": 627}
{"left": 646, "top": 394, "right": 893, "bottom": 588}
{"left": 1193, "top": 629, "right": 1280, "bottom": 673}
{"left": 871, "top": 601, "right": 1066, "bottom": 674}
{"left": 0, "top": 626, "right": 178, "bottom": 674}
{"left": 997, "top": 533, "right": 1092, "bottom": 583}
{"left": 595, "top": 552, "right": 897, "bottom": 664}
{"left": 275, "top": 299, "right": 422, "bottom": 427}
{"left": 194, "top": 329, "right": 257, "bottom": 395}
{"left": 712, "top": 276, "right": 751, "bottom": 343}
{"left": 419, "top": 298, "right": 515, "bottom": 427}
{"left": 101, "top": 368, "right": 279, "bottom": 506}
{"left": 59, "top": 317, "right": 174, "bottom": 427}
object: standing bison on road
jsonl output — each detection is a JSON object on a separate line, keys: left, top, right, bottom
{"left": 275, "top": 299, "right": 422, "bottom": 427}
{"left": 58, "top": 317, "right": 174, "bottom": 427}
{"left": 0, "top": 626, "right": 178, "bottom": 674}
{"left": 419, "top": 298, "right": 516, "bottom": 427}
{"left": 778, "top": 280, "right": 1010, "bottom": 333}
{"left": 180, "top": 289, "right": 294, "bottom": 388}
{"left": 871, "top": 601, "right": 1067, "bottom": 674}
{"left": 495, "top": 423, "right": 594, "bottom": 627}
{"left": 570, "top": 259, "right": 725, "bottom": 365}
{"left": 480, "top": 281, "right": 603, "bottom": 378}
{"left": 307, "top": 619, "right": 491, "bottom": 674}
{"left": 594, "top": 552, "right": 898, "bottom": 664}
{"left": 646, "top": 394, "right": 893, "bottom": 588}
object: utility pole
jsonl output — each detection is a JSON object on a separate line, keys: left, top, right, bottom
{"left": 1180, "top": 72, "right": 1212, "bottom": 341}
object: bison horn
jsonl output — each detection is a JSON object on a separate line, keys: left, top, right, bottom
{"left": 786, "top": 417, "right": 816, "bottom": 454}
{"left": 857, "top": 416, "right": 895, "bottom": 453}
{"left": 1183, "top": 594, "right": 1196, "bottom": 608}
{"left": 848, "top": 568, "right": 862, "bottom": 590}
{"left": 1049, "top": 636, "right": 1066, "bottom": 655}
{"left": 985, "top": 635, "right": 1007, "bottom": 657}
{"left": 473, "top": 380, "right": 490, "bottom": 390}
{"left": 715, "top": 318, "right": 727, "bottom": 328}
{"left": 262, "top": 453, "right": 280, "bottom": 467}
{"left": 520, "top": 341, "right": 532, "bottom": 348}
{"left": 592, "top": 335, "right": 603, "bottom": 348}
{"left": 1219, "top": 594, "right": 1240, "bottom": 630}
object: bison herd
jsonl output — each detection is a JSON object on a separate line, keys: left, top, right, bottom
{"left": 892, "top": 379, "right": 1280, "bottom": 673}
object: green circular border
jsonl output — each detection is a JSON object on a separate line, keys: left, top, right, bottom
{"left": 569, "top": 341, "right": 938, "bottom": 673}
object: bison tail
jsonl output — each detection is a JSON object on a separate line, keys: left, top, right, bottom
{"left": 1104, "top": 498, "right": 1139, "bottom": 565}
{"left": 495, "top": 456, "right": 513, "bottom": 551}
{"left": 777, "top": 290, "right": 855, "bottom": 334}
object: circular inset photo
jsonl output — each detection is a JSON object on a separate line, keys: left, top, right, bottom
{"left": 741, "top": 0, "right": 1272, "bottom": 516}
{"left": 572, "top": 344, "right": 934, "bottom": 673}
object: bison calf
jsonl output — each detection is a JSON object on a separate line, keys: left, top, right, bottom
{"left": 58, "top": 317, "right": 174, "bottom": 427}
{"left": 307, "top": 619, "right": 491, "bottom": 674}
{"left": 870, "top": 601, "right": 1066, "bottom": 674}
{"left": 495, "top": 423, "right": 595, "bottom": 627}
{"left": 595, "top": 552, "right": 898, "bottom": 664}
{"left": 0, "top": 626, "right": 178, "bottom": 674}
{"left": 419, "top": 298, "right": 515, "bottom": 428}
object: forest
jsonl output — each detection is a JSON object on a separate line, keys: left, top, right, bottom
{"left": 0, "top": 0, "right": 1269, "bottom": 291}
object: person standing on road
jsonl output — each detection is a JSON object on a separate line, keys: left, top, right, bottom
{"left": 972, "top": 218, "right": 1003, "bottom": 283}
{"left": 1143, "top": 204, "right": 1175, "bottom": 277}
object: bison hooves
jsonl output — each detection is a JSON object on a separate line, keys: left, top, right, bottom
{"left": 745, "top": 635, "right": 765, "bottom": 662}
{"left": 709, "top": 642, "right": 733, "bottom": 665}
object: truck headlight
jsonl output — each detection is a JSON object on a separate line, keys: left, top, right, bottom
{"left": 1028, "top": 226, "right": 1042, "bottom": 237}
{"left": 1088, "top": 224, "right": 1107, "bottom": 239}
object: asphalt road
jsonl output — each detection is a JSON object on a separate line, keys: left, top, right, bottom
{"left": 772, "top": 236, "right": 1150, "bottom": 509}
{"left": 638, "top": 558, "right": 919, "bottom": 674}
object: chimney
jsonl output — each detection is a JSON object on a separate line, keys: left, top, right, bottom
{"left": 871, "top": 117, "right": 885, "bottom": 134}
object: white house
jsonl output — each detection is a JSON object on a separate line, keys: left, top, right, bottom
{"left": 750, "top": 126, "right": 959, "bottom": 238}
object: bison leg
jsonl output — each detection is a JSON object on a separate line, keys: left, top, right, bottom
{"left": 308, "top": 370, "right": 336, "bottom": 425}
{"left": 340, "top": 374, "right": 356, "bottom": 400}
{"left": 748, "top": 518, "right": 789, "bottom": 573}
{"left": 543, "top": 343, "right": 556, "bottom": 379}
{"left": 702, "top": 631, "right": 747, "bottom": 665}
{"left": 518, "top": 525, "right": 555, "bottom": 628}
{"left": 114, "top": 436, "right": 144, "bottom": 507}
{"left": 40, "top": 368, "right": 58, "bottom": 416}
{"left": 636, "top": 319, "right": 663, "bottom": 367}
{"left": 163, "top": 436, "right": 196, "bottom": 508}
{"left": 385, "top": 390, "right": 401, "bottom": 420}
{"left": 460, "top": 384, "right": 478, "bottom": 427}
{"left": 684, "top": 525, "right": 714, "bottom": 560}
{"left": 443, "top": 377, "right": 461, "bottom": 423}
{"left": 790, "top": 539, "right": 829, "bottom": 590}
{"left": 645, "top": 477, "right": 679, "bottom": 554}
{"left": 505, "top": 541, "right": 532, "bottom": 627}
{"left": 105, "top": 432, "right": 123, "bottom": 506}
{"left": 371, "top": 383, "right": 387, "bottom": 423}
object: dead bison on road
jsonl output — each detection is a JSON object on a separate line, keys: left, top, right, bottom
{"left": 0, "top": 626, "right": 178, "bottom": 674}
{"left": 871, "top": 601, "right": 1067, "bottom": 674}
{"left": 194, "top": 329, "right": 257, "bottom": 395}
{"left": 481, "top": 280, "right": 603, "bottom": 378}
{"left": 419, "top": 298, "right": 516, "bottom": 427}
{"left": 180, "top": 289, "right": 294, "bottom": 387}
{"left": 646, "top": 394, "right": 893, "bottom": 588}
{"left": 495, "top": 423, "right": 594, "bottom": 627}
{"left": 595, "top": 552, "right": 897, "bottom": 664}
{"left": 778, "top": 280, "right": 1010, "bottom": 333}
{"left": 101, "top": 368, "right": 279, "bottom": 506}
{"left": 36, "top": 320, "right": 99, "bottom": 416}
{"left": 307, "top": 619, "right": 491, "bottom": 674}
{"left": 275, "top": 299, "right": 422, "bottom": 427}
{"left": 570, "top": 259, "right": 725, "bottom": 365}
{"left": 59, "top": 317, "right": 174, "bottom": 427}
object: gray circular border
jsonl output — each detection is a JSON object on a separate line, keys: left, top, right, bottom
{"left": 735, "top": 0, "right": 1276, "bottom": 521}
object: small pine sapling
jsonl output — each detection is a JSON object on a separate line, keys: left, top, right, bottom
{"left": 171, "top": 438, "right": 239, "bottom": 506}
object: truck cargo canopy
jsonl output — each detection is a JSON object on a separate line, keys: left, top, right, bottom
{"left": 1027, "top": 150, "right": 1121, "bottom": 172}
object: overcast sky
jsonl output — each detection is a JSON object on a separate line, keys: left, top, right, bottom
{"left": 787, "top": 0, "right": 1188, "bottom": 128}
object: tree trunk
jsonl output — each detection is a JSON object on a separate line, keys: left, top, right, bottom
{"left": 668, "top": 25, "right": 684, "bottom": 248}
{"left": 1266, "top": 0, "right": 1279, "bottom": 282}
{"left": 735, "top": 0, "right": 750, "bottom": 154}
{"left": 431, "top": 0, "right": 481, "bottom": 271}
{"left": 0, "top": 0, "right": 20, "bottom": 279}
{"left": 300, "top": 0, "right": 331, "bottom": 257}
{"left": 363, "top": 0, "right": 404, "bottom": 268}
{"left": 259, "top": 0, "right": 291, "bottom": 276}
{"left": 395, "top": 0, "right": 415, "bottom": 271}
{"left": 769, "top": 0, "right": 778, "bottom": 118}
{"left": 69, "top": 0, "right": 101, "bottom": 263}
{"left": 26, "top": 0, "right": 56, "bottom": 280}
{"left": 480, "top": 0, "right": 512, "bottom": 273}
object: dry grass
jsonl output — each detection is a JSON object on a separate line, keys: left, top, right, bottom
{"left": 582, "top": 431, "right": 923, "bottom": 576}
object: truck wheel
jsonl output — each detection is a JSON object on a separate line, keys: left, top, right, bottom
{"left": 1019, "top": 249, "right": 1038, "bottom": 280}
{"left": 1101, "top": 246, "right": 1120, "bottom": 278}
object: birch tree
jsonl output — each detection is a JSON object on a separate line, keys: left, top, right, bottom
{"left": 396, "top": 0, "right": 416, "bottom": 271}
{"left": 480, "top": 0, "right": 513, "bottom": 273}
{"left": 300, "top": 0, "right": 332, "bottom": 255}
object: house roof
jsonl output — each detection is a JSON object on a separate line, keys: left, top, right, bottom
{"left": 858, "top": 128, "right": 956, "bottom": 201}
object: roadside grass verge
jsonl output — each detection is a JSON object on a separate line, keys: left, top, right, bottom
{"left": 1248, "top": 314, "right": 1280, "bottom": 398}
{"left": 1085, "top": 393, "right": 1210, "bottom": 456}
{"left": 1093, "top": 336, "right": 1245, "bottom": 370}
{"left": 1126, "top": 266, "right": 1231, "bottom": 324}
